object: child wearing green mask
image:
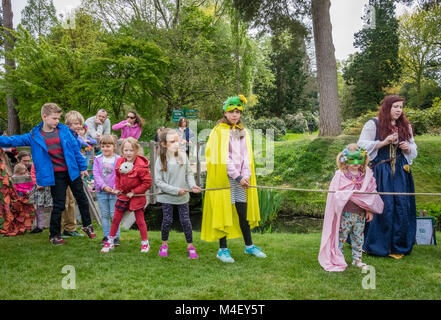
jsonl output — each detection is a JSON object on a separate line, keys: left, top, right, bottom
{"left": 319, "top": 143, "right": 384, "bottom": 271}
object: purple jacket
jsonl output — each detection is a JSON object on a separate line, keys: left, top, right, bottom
{"left": 93, "top": 154, "right": 120, "bottom": 192}
{"left": 112, "top": 120, "right": 142, "bottom": 140}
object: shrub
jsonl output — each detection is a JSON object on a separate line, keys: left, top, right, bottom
{"left": 282, "top": 111, "right": 319, "bottom": 133}
{"left": 252, "top": 117, "right": 287, "bottom": 140}
{"left": 342, "top": 110, "right": 378, "bottom": 135}
{"left": 283, "top": 113, "right": 308, "bottom": 133}
{"left": 256, "top": 188, "right": 284, "bottom": 233}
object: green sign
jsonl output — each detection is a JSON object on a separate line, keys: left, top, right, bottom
{"left": 172, "top": 109, "right": 198, "bottom": 121}
{"left": 172, "top": 110, "right": 185, "bottom": 122}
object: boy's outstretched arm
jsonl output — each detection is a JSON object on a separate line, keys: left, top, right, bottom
{"left": 0, "top": 133, "right": 32, "bottom": 148}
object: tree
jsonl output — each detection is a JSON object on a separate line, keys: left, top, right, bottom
{"left": 83, "top": 32, "right": 168, "bottom": 119}
{"left": 7, "top": 11, "right": 108, "bottom": 124}
{"left": 253, "top": 30, "right": 312, "bottom": 117}
{"left": 399, "top": 4, "right": 441, "bottom": 107}
{"left": 343, "top": 0, "right": 402, "bottom": 116}
{"left": 2, "top": 0, "right": 20, "bottom": 135}
{"left": 83, "top": 1, "right": 248, "bottom": 120}
{"left": 20, "top": 0, "right": 58, "bottom": 38}
{"left": 234, "top": 0, "right": 341, "bottom": 136}
{"left": 311, "top": 0, "right": 341, "bottom": 136}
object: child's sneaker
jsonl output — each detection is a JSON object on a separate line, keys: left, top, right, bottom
{"left": 159, "top": 245, "right": 168, "bottom": 257}
{"left": 62, "top": 230, "right": 84, "bottom": 238}
{"left": 244, "top": 245, "right": 267, "bottom": 258}
{"left": 49, "top": 236, "right": 66, "bottom": 245}
{"left": 217, "top": 248, "right": 234, "bottom": 263}
{"left": 114, "top": 238, "right": 120, "bottom": 246}
{"left": 352, "top": 260, "right": 368, "bottom": 269}
{"left": 101, "top": 241, "right": 114, "bottom": 253}
{"left": 30, "top": 227, "right": 43, "bottom": 234}
{"left": 188, "top": 246, "right": 198, "bottom": 259}
{"left": 82, "top": 225, "right": 96, "bottom": 239}
{"left": 141, "top": 243, "right": 150, "bottom": 253}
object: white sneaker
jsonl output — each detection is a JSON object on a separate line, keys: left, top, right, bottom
{"left": 101, "top": 241, "right": 114, "bottom": 253}
{"left": 141, "top": 243, "right": 150, "bottom": 253}
{"left": 352, "top": 260, "right": 368, "bottom": 269}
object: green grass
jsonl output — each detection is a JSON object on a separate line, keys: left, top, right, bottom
{"left": 1, "top": 228, "right": 440, "bottom": 299}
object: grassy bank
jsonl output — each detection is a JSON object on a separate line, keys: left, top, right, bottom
{"left": 1, "top": 228, "right": 440, "bottom": 300}
{"left": 256, "top": 133, "right": 441, "bottom": 222}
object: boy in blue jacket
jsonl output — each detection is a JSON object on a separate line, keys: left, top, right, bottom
{"left": 0, "top": 103, "right": 96, "bottom": 245}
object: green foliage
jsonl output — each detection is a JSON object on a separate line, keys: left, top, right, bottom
{"left": 256, "top": 188, "right": 284, "bottom": 233}
{"left": 253, "top": 29, "right": 313, "bottom": 118}
{"left": 399, "top": 79, "right": 441, "bottom": 109}
{"left": 283, "top": 111, "right": 319, "bottom": 133}
{"left": 83, "top": 32, "right": 168, "bottom": 119}
{"left": 343, "top": 0, "right": 402, "bottom": 116}
{"left": 404, "top": 103, "right": 441, "bottom": 135}
{"left": 341, "top": 110, "right": 379, "bottom": 135}
{"left": 20, "top": 0, "right": 58, "bottom": 38}
{"left": 399, "top": 4, "right": 441, "bottom": 107}
{"left": 249, "top": 116, "right": 287, "bottom": 140}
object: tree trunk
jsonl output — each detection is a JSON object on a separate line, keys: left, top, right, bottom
{"left": 311, "top": 0, "right": 341, "bottom": 136}
{"left": 2, "top": 0, "right": 20, "bottom": 135}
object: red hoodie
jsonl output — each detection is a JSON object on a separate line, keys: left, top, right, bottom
{"left": 115, "top": 155, "right": 152, "bottom": 211}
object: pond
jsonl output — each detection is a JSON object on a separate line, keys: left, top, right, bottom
{"left": 144, "top": 203, "right": 324, "bottom": 234}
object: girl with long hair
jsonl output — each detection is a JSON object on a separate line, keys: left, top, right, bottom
{"left": 358, "top": 95, "right": 417, "bottom": 259}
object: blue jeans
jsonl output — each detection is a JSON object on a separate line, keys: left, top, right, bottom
{"left": 97, "top": 191, "right": 120, "bottom": 239}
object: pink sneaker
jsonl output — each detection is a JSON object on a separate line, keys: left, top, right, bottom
{"left": 140, "top": 243, "right": 150, "bottom": 253}
{"left": 101, "top": 241, "right": 114, "bottom": 253}
{"left": 187, "top": 246, "right": 198, "bottom": 259}
{"left": 159, "top": 245, "right": 168, "bottom": 257}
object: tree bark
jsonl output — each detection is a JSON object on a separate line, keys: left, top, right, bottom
{"left": 311, "top": 0, "right": 341, "bottom": 136}
{"left": 2, "top": 0, "right": 20, "bottom": 135}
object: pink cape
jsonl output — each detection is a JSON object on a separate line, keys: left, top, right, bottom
{"left": 318, "top": 168, "right": 384, "bottom": 272}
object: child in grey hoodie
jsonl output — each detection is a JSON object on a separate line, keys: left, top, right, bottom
{"left": 155, "top": 128, "right": 201, "bottom": 259}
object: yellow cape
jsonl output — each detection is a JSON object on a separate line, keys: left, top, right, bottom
{"left": 201, "top": 123, "right": 260, "bottom": 242}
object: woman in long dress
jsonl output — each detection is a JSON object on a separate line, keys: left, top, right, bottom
{"left": 358, "top": 95, "right": 418, "bottom": 259}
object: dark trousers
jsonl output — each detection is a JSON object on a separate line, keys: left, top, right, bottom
{"left": 49, "top": 171, "right": 91, "bottom": 238}
{"left": 219, "top": 202, "right": 252, "bottom": 248}
{"left": 161, "top": 203, "right": 193, "bottom": 243}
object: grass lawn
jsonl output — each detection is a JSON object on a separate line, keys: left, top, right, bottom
{"left": 1, "top": 228, "right": 440, "bottom": 300}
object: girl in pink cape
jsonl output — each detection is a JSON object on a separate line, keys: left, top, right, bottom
{"left": 318, "top": 143, "right": 384, "bottom": 272}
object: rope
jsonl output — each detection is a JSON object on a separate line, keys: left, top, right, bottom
{"left": 129, "top": 185, "right": 441, "bottom": 197}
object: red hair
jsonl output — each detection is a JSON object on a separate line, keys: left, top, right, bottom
{"left": 378, "top": 95, "right": 412, "bottom": 141}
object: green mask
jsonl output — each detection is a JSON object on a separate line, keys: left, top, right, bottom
{"left": 341, "top": 147, "right": 366, "bottom": 165}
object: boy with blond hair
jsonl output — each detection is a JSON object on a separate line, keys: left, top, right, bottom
{"left": 60, "top": 110, "right": 86, "bottom": 238}
{"left": 0, "top": 103, "right": 96, "bottom": 245}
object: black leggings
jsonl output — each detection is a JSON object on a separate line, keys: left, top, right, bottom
{"left": 219, "top": 202, "right": 252, "bottom": 248}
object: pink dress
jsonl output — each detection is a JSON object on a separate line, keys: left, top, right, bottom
{"left": 318, "top": 167, "right": 384, "bottom": 272}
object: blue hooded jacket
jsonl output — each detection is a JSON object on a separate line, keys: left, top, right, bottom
{"left": 0, "top": 122, "right": 87, "bottom": 186}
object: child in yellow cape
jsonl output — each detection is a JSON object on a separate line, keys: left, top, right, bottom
{"left": 201, "top": 95, "right": 267, "bottom": 263}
